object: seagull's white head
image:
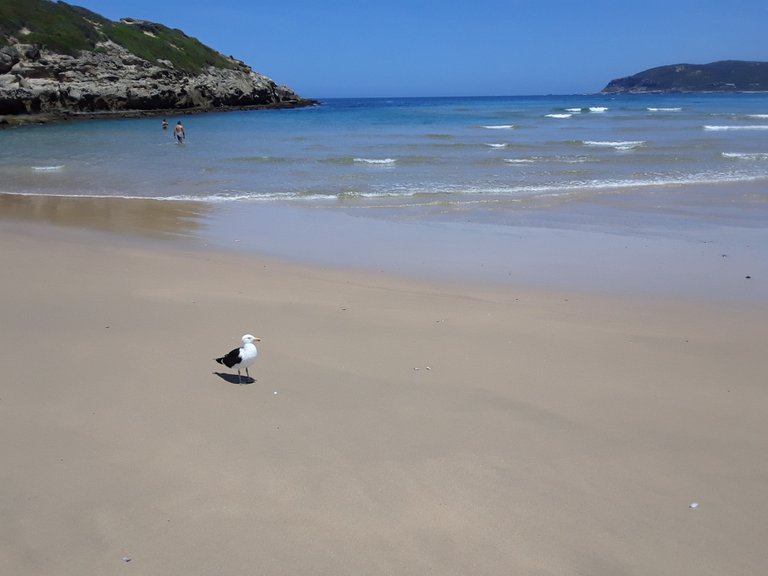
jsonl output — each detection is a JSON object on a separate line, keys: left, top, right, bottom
{"left": 242, "top": 334, "right": 261, "bottom": 344}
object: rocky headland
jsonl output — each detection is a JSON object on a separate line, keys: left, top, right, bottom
{"left": 0, "top": 1, "right": 315, "bottom": 126}
{"left": 602, "top": 60, "right": 768, "bottom": 94}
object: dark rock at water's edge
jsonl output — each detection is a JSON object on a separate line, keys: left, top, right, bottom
{"left": 0, "top": 0, "right": 316, "bottom": 126}
{"left": 602, "top": 60, "right": 768, "bottom": 94}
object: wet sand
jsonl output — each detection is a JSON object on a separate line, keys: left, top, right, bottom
{"left": 1, "top": 198, "right": 767, "bottom": 575}
{"left": 5, "top": 190, "right": 765, "bottom": 300}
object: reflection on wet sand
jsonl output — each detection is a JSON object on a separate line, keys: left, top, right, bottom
{"left": 0, "top": 193, "right": 213, "bottom": 239}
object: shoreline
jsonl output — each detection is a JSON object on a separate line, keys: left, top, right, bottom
{"left": 1, "top": 213, "right": 767, "bottom": 575}
{"left": 2, "top": 190, "right": 765, "bottom": 304}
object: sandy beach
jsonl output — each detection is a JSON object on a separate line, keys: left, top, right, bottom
{"left": 1, "top": 205, "right": 767, "bottom": 575}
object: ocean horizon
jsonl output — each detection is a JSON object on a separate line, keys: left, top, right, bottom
{"left": 2, "top": 93, "right": 767, "bottom": 298}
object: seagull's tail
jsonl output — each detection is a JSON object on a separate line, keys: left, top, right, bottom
{"left": 214, "top": 357, "right": 225, "bottom": 365}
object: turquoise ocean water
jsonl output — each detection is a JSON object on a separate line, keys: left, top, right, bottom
{"left": 2, "top": 94, "right": 768, "bottom": 208}
{"left": 2, "top": 94, "right": 767, "bottom": 294}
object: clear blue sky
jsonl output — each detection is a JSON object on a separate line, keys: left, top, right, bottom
{"left": 71, "top": 0, "right": 767, "bottom": 98}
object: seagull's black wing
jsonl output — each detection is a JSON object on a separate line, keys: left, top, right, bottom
{"left": 215, "top": 347, "right": 242, "bottom": 368}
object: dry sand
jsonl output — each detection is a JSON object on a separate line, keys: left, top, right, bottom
{"left": 1, "top": 220, "right": 767, "bottom": 575}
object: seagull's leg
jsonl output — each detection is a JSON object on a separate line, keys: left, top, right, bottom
{"left": 237, "top": 369, "right": 242, "bottom": 384}
{"left": 246, "top": 367, "right": 251, "bottom": 382}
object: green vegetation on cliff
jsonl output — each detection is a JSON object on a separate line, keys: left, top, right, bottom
{"left": 0, "top": 0, "right": 242, "bottom": 74}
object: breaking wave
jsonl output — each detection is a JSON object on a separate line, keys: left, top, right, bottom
{"left": 704, "top": 125, "right": 768, "bottom": 131}
{"left": 31, "top": 165, "right": 65, "bottom": 172}
{"left": 722, "top": 152, "right": 768, "bottom": 160}
{"left": 353, "top": 158, "right": 397, "bottom": 165}
{"left": 582, "top": 140, "right": 645, "bottom": 150}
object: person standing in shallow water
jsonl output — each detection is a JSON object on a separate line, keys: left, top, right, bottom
{"left": 161, "top": 118, "right": 168, "bottom": 129}
{"left": 174, "top": 121, "right": 185, "bottom": 143}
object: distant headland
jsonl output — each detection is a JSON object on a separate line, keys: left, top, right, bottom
{"left": 602, "top": 60, "right": 768, "bottom": 94}
{"left": 0, "top": 0, "right": 316, "bottom": 126}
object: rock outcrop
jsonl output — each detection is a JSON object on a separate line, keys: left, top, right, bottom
{"left": 602, "top": 60, "right": 768, "bottom": 94}
{"left": 0, "top": 4, "right": 314, "bottom": 123}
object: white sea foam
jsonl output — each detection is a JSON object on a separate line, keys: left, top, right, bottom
{"left": 31, "top": 165, "right": 65, "bottom": 171}
{"left": 484, "top": 143, "right": 508, "bottom": 148}
{"left": 647, "top": 107, "right": 682, "bottom": 112}
{"left": 504, "top": 158, "right": 535, "bottom": 164}
{"left": 499, "top": 172, "right": 765, "bottom": 195}
{"left": 565, "top": 108, "right": 583, "bottom": 113}
{"left": 4, "top": 168, "right": 765, "bottom": 205}
{"left": 353, "top": 158, "right": 397, "bottom": 165}
{"left": 722, "top": 152, "right": 768, "bottom": 160}
{"left": 0, "top": 190, "right": 204, "bottom": 202}
{"left": 557, "top": 156, "right": 589, "bottom": 163}
{"left": 704, "top": 125, "right": 768, "bottom": 131}
{"left": 546, "top": 113, "right": 572, "bottom": 119}
{"left": 169, "top": 191, "right": 345, "bottom": 203}
{"left": 482, "top": 124, "right": 515, "bottom": 130}
{"left": 583, "top": 140, "right": 645, "bottom": 150}
{"left": 747, "top": 114, "right": 768, "bottom": 119}
{"left": 385, "top": 172, "right": 768, "bottom": 202}
{"left": 589, "top": 107, "right": 608, "bottom": 113}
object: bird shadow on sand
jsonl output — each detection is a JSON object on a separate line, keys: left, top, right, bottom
{"left": 213, "top": 372, "right": 256, "bottom": 385}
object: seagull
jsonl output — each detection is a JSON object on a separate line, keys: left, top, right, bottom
{"left": 215, "top": 334, "right": 260, "bottom": 384}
